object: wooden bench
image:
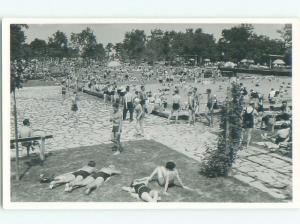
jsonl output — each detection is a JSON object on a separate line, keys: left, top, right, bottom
{"left": 11, "top": 135, "right": 53, "bottom": 161}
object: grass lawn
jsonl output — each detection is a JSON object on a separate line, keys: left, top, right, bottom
{"left": 11, "top": 140, "right": 281, "bottom": 202}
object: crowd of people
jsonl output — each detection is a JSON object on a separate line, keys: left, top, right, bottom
{"left": 13, "top": 58, "right": 292, "bottom": 201}
{"left": 46, "top": 160, "right": 192, "bottom": 202}
{"left": 15, "top": 57, "right": 292, "bottom": 156}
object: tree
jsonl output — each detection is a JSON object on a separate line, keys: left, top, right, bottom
{"left": 30, "top": 38, "right": 48, "bottom": 58}
{"left": 123, "top": 29, "right": 146, "bottom": 62}
{"left": 190, "top": 28, "right": 217, "bottom": 63}
{"left": 200, "top": 82, "right": 243, "bottom": 177}
{"left": 114, "top": 42, "right": 131, "bottom": 62}
{"left": 70, "top": 27, "right": 99, "bottom": 59}
{"left": 94, "top": 43, "right": 106, "bottom": 61}
{"left": 48, "top": 30, "right": 69, "bottom": 58}
{"left": 218, "top": 24, "right": 254, "bottom": 62}
{"left": 278, "top": 24, "right": 292, "bottom": 65}
{"left": 145, "top": 29, "right": 166, "bottom": 62}
{"left": 10, "top": 24, "right": 28, "bottom": 61}
{"left": 247, "top": 34, "right": 285, "bottom": 64}
{"left": 10, "top": 24, "right": 28, "bottom": 180}
{"left": 105, "top": 42, "right": 114, "bottom": 59}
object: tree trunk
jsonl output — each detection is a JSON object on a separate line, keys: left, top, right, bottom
{"left": 13, "top": 90, "right": 20, "bottom": 181}
{"left": 225, "top": 87, "right": 232, "bottom": 176}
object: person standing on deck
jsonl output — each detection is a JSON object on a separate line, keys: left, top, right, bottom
{"left": 110, "top": 103, "right": 123, "bottom": 155}
{"left": 205, "top": 89, "right": 213, "bottom": 126}
{"left": 240, "top": 101, "right": 258, "bottom": 149}
{"left": 134, "top": 98, "right": 145, "bottom": 137}
{"left": 168, "top": 89, "right": 181, "bottom": 124}
{"left": 123, "top": 86, "right": 134, "bottom": 122}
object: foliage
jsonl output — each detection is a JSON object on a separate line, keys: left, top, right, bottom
{"left": 122, "top": 29, "right": 146, "bottom": 62}
{"left": 278, "top": 24, "right": 292, "bottom": 65}
{"left": 200, "top": 82, "right": 243, "bottom": 177}
{"left": 10, "top": 24, "right": 28, "bottom": 61}
{"left": 10, "top": 61, "right": 24, "bottom": 93}
{"left": 70, "top": 27, "right": 105, "bottom": 59}
{"left": 48, "top": 31, "right": 69, "bottom": 58}
{"left": 11, "top": 24, "right": 292, "bottom": 65}
{"left": 30, "top": 38, "right": 47, "bottom": 57}
{"left": 10, "top": 24, "right": 28, "bottom": 93}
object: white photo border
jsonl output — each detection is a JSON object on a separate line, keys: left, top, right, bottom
{"left": 2, "top": 18, "right": 300, "bottom": 209}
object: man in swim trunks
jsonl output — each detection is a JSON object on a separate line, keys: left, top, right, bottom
{"left": 64, "top": 165, "right": 121, "bottom": 194}
{"left": 110, "top": 102, "right": 123, "bottom": 155}
{"left": 188, "top": 88, "right": 198, "bottom": 125}
{"left": 122, "top": 177, "right": 160, "bottom": 202}
{"left": 123, "top": 86, "right": 134, "bottom": 122}
{"left": 49, "top": 161, "right": 96, "bottom": 189}
{"left": 204, "top": 88, "right": 213, "bottom": 126}
{"left": 168, "top": 89, "right": 181, "bottom": 124}
{"left": 18, "top": 119, "right": 34, "bottom": 157}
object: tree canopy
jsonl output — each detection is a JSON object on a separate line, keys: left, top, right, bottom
{"left": 10, "top": 24, "right": 292, "bottom": 65}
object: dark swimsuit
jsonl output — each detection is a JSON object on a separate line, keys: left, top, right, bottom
{"left": 172, "top": 103, "right": 180, "bottom": 110}
{"left": 243, "top": 109, "right": 254, "bottom": 129}
{"left": 72, "top": 170, "right": 91, "bottom": 179}
{"left": 62, "top": 87, "right": 66, "bottom": 95}
{"left": 133, "top": 183, "right": 151, "bottom": 198}
{"left": 71, "top": 104, "right": 78, "bottom": 112}
{"left": 275, "top": 136, "right": 287, "bottom": 144}
{"left": 91, "top": 171, "right": 112, "bottom": 181}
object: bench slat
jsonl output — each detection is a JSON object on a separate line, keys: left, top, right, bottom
{"left": 10, "top": 135, "right": 53, "bottom": 144}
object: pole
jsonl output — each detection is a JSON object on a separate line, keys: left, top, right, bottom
{"left": 225, "top": 87, "right": 231, "bottom": 176}
{"left": 225, "top": 87, "right": 230, "bottom": 155}
{"left": 13, "top": 90, "right": 20, "bottom": 181}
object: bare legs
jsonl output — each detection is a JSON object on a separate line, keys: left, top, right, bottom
{"left": 135, "top": 119, "right": 144, "bottom": 136}
{"left": 240, "top": 128, "right": 253, "bottom": 148}
{"left": 149, "top": 166, "right": 166, "bottom": 186}
{"left": 168, "top": 110, "right": 179, "bottom": 124}
{"left": 188, "top": 110, "right": 195, "bottom": 125}
{"left": 85, "top": 178, "right": 105, "bottom": 195}
{"left": 141, "top": 190, "right": 159, "bottom": 202}
{"left": 49, "top": 173, "right": 75, "bottom": 189}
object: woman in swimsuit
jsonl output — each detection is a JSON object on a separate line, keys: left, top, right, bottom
{"left": 49, "top": 161, "right": 96, "bottom": 189}
{"left": 146, "top": 161, "right": 192, "bottom": 195}
{"left": 64, "top": 165, "right": 121, "bottom": 194}
{"left": 61, "top": 81, "right": 67, "bottom": 102}
{"left": 69, "top": 91, "right": 79, "bottom": 122}
{"left": 122, "top": 177, "right": 159, "bottom": 202}
{"left": 240, "top": 101, "right": 258, "bottom": 149}
{"left": 134, "top": 98, "right": 145, "bottom": 136}
{"left": 188, "top": 88, "right": 198, "bottom": 125}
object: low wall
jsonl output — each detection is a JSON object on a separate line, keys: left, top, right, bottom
{"left": 82, "top": 88, "right": 291, "bottom": 120}
{"left": 220, "top": 67, "right": 292, "bottom": 77}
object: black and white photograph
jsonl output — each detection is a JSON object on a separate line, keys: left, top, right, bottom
{"left": 2, "top": 19, "right": 298, "bottom": 208}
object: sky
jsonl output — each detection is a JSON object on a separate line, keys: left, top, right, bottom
{"left": 24, "top": 23, "right": 285, "bottom": 46}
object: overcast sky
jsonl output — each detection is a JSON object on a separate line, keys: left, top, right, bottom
{"left": 24, "top": 23, "right": 285, "bottom": 46}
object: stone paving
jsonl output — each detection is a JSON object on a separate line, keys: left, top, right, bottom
{"left": 10, "top": 86, "right": 292, "bottom": 200}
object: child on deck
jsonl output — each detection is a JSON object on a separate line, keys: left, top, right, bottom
{"left": 110, "top": 103, "right": 123, "bottom": 155}
{"left": 134, "top": 98, "right": 145, "bottom": 137}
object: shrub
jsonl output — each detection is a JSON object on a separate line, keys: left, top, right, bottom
{"left": 200, "top": 82, "right": 243, "bottom": 177}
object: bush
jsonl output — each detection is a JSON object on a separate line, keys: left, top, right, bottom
{"left": 200, "top": 82, "right": 243, "bottom": 177}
